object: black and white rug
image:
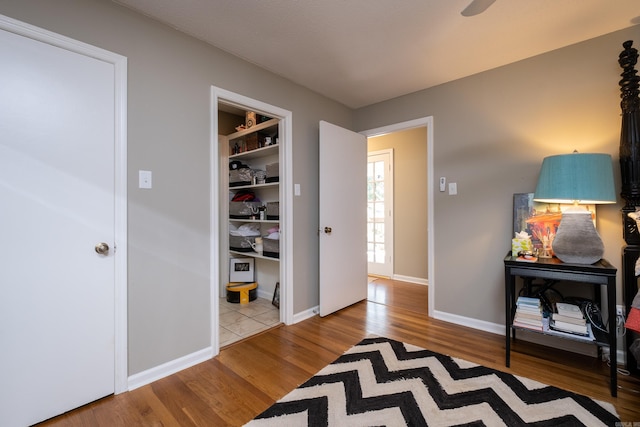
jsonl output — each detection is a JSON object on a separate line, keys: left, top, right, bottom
{"left": 245, "top": 336, "right": 619, "bottom": 426}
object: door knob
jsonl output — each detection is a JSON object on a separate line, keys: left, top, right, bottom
{"left": 324, "top": 227, "right": 332, "bottom": 234}
{"left": 95, "top": 242, "right": 109, "bottom": 255}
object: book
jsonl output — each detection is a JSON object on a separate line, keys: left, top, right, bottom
{"left": 513, "top": 320, "right": 543, "bottom": 331}
{"left": 551, "top": 313, "right": 586, "bottom": 325}
{"left": 544, "top": 323, "right": 595, "bottom": 343}
{"left": 515, "top": 311, "right": 543, "bottom": 321}
{"left": 516, "top": 305, "right": 541, "bottom": 315}
{"left": 517, "top": 296, "right": 540, "bottom": 306}
{"left": 555, "top": 302, "right": 584, "bottom": 319}
{"left": 550, "top": 320, "right": 588, "bottom": 335}
{"left": 514, "top": 315, "right": 543, "bottom": 326}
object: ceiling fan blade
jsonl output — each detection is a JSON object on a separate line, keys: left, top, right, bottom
{"left": 461, "top": 0, "right": 497, "bottom": 16}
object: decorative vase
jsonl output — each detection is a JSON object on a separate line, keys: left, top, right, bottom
{"left": 552, "top": 211, "right": 603, "bottom": 264}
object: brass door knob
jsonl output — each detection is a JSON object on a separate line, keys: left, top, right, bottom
{"left": 324, "top": 227, "right": 332, "bottom": 234}
{"left": 95, "top": 242, "right": 109, "bottom": 255}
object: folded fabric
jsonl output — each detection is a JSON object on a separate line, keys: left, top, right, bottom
{"left": 229, "top": 223, "right": 261, "bottom": 237}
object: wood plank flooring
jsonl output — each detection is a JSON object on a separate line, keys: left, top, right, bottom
{"left": 39, "top": 278, "right": 640, "bottom": 426}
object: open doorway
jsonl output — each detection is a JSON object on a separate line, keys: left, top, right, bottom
{"left": 210, "top": 86, "right": 293, "bottom": 355}
{"left": 363, "top": 118, "right": 433, "bottom": 315}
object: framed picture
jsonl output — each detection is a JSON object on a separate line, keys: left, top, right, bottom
{"left": 513, "top": 193, "right": 596, "bottom": 252}
{"left": 229, "top": 257, "right": 254, "bottom": 282}
{"left": 272, "top": 282, "right": 280, "bottom": 308}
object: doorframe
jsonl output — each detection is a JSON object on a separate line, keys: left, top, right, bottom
{"left": 367, "top": 149, "right": 394, "bottom": 277}
{"left": 210, "top": 87, "right": 293, "bottom": 355}
{"left": 361, "top": 117, "right": 434, "bottom": 317}
{"left": 0, "top": 14, "right": 129, "bottom": 393}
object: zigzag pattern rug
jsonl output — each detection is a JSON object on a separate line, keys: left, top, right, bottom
{"left": 245, "top": 336, "right": 619, "bottom": 427}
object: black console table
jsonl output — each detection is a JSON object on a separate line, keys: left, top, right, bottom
{"left": 504, "top": 254, "right": 618, "bottom": 396}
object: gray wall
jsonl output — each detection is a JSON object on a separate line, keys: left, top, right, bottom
{"left": 355, "top": 25, "right": 639, "bottom": 324}
{"left": 0, "top": 0, "right": 352, "bottom": 375}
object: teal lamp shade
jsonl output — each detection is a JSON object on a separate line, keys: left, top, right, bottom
{"left": 533, "top": 153, "right": 616, "bottom": 205}
{"left": 533, "top": 153, "right": 616, "bottom": 264}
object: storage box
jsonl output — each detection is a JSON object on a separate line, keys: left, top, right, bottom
{"left": 226, "top": 282, "right": 258, "bottom": 304}
{"left": 266, "top": 162, "right": 279, "bottom": 183}
{"left": 229, "top": 257, "right": 254, "bottom": 282}
{"left": 244, "top": 133, "right": 262, "bottom": 151}
{"left": 230, "top": 235, "right": 256, "bottom": 252}
{"left": 266, "top": 201, "right": 279, "bottom": 220}
{"left": 229, "top": 201, "right": 262, "bottom": 218}
{"left": 229, "top": 168, "right": 252, "bottom": 187}
{"left": 263, "top": 237, "right": 280, "bottom": 258}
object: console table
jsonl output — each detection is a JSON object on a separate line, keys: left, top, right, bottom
{"left": 504, "top": 254, "right": 618, "bottom": 396}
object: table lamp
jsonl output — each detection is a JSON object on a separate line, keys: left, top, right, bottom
{"left": 533, "top": 152, "right": 616, "bottom": 264}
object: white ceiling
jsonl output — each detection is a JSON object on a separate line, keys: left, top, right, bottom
{"left": 113, "top": 0, "right": 640, "bottom": 108}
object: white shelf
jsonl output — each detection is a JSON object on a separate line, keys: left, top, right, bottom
{"left": 229, "top": 250, "right": 279, "bottom": 262}
{"left": 229, "top": 219, "right": 279, "bottom": 223}
{"left": 227, "top": 118, "right": 279, "bottom": 140}
{"left": 230, "top": 144, "right": 278, "bottom": 161}
{"left": 229, "top": 182, "right": 279, "bottom": 190}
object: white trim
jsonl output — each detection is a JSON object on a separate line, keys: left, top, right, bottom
{"left": 127, "top": 347, "right": 213, "bottom": 391}
{"left": 433, "top": 310, "right": 504, "bottom": 335}
{"left": 392, "top": 274, "right": 428, "bottom": 286}
{"left": 210, "top": 87, "right": 294, "bottom": 358}
{"left": 293, "top": 306, "right": 319, "bottom": 324}
{"left": 360, "top": 116, "right": 435, "bottom": 317}
{"left": 0, "top": 13, "right": 129, "bottom": 395}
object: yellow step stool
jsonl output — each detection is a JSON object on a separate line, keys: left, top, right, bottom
{"left": 226, "top": 282, "right": 258, "bottom": 304}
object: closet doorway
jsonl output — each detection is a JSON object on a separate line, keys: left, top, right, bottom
{"left": 211, "top": 87, "right": 293, "bottom": 353}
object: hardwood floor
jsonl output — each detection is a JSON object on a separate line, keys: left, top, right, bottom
{"left": 40, "top": 279, "right": 640, "bottom": 426}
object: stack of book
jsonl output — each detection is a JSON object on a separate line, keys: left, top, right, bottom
{"left": 513, "top": 296, "right": 543, "bottom": 331}
{"left": 550, "top": 302, "right": 588, "bottom": 336}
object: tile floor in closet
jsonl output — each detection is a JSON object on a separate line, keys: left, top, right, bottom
{"left": 219, "top": 297, "right": 280, "bottom": 347}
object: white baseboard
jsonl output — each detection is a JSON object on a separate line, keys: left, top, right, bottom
{"left": 293, "top": 306, "right": 319, "bottom": 324}
{"left": 392, "top": 274, "right": 428, "bottom": 286}
{"left": 433, "top": 309, "right": 627, "bottom": 362}
{"left": 127, "top": 346, "right": 213, "bottom": 391}
{"left": 434, "top": 310, "right": 503, "bottom": 335}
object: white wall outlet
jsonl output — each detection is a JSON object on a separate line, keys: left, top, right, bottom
{"left": 616, "top": 305, "right": 625, "bottom": 317}
{"left": 139, "top": 170, "right": 152, "bottom": 189}
{"left": 448, "top": 182, "right": 457, "bottom": 195}
{"left": 439, "top": 177, "right": 446, "bottom": 192}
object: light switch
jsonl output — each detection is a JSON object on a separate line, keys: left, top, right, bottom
{"left": 448, "top": 182, "right": 457, "bottom": 195}
{"left": 139, "top": 170, "right": 152, "bottom": 189}
{"left": 294, "top": 183, "right": 301, "bottom": 196}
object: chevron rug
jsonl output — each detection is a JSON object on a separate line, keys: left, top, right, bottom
{"left": 245, "top": 336, "right": 619, "bottom": 427}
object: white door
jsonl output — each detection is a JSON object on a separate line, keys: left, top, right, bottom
{"left": 0, "top": 24, "right": 118, "bottom": 426}
{"left": 319, "top": 121, "right": 367, "bottom": 316}
{"left": 367, "top": 150, "right": 394, "bottom": 277}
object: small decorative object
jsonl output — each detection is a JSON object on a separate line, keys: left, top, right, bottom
{"left": 511, "top": 231, "right": 532, "bottom": 257}
{"left": 533, "top": 152, "right": 616, "bottom": 264}
{"left": 246, "top": 111, "right": 256, "bottom": 128}
{"left": 272, "top": 282, "right": 280, "bottom": 308}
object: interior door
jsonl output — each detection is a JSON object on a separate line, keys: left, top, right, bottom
{"left": 0, "top": 25, "right": 116, "bottom": 426}
{"left": 367, "top": 150, "right": 394, "bottom": 277}
{"left": 319, "top": 121, "right": 367, "bottom": 316}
